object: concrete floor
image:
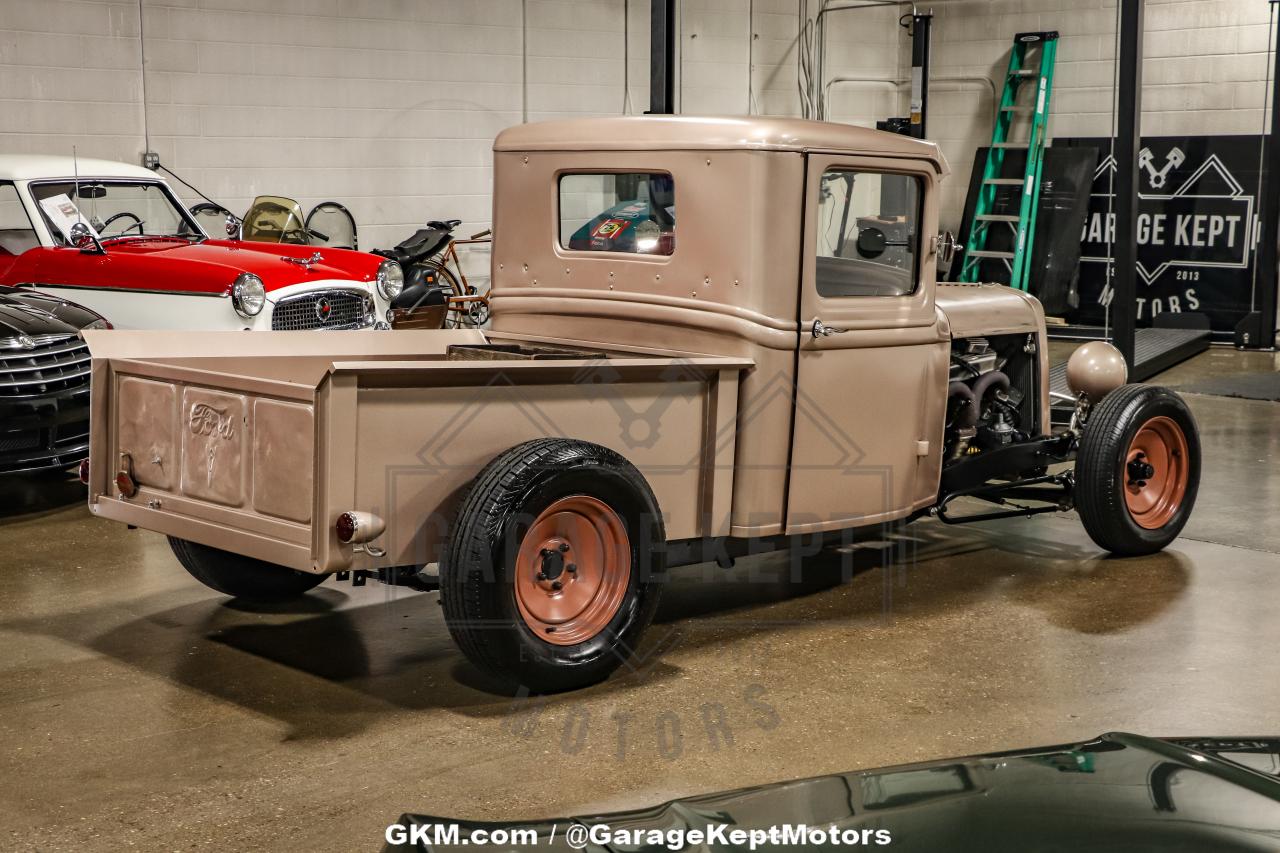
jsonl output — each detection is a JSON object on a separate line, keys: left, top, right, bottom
{"left": 3, "top": 347, "right": 1280, "bottom": 851}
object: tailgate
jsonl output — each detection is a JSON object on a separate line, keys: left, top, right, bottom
{"left": 82, "top": 329, "right": 484, "bottom": 572}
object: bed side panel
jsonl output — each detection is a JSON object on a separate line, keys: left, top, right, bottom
{"left": 348, "top": 375, "right": 734, "bottom": 570}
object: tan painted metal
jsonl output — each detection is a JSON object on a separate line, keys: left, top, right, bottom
{"left": 86, "top": 327, "right": 745, "bottom": 574}
{"left": 1065, "top": 340, "right": 1128, "bottom": 402}
{"left": 85, "top": 115, "right": 1048, "bottom": 575}
{"left": 494, "top": 115, "right": 951, "bottom": 178}
{"left": 786, "top": 152, "right": 947, "bottom": 533}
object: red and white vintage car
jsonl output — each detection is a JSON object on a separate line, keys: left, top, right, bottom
{"left": 0, "top": 156, "right": 401, "bottom": 331}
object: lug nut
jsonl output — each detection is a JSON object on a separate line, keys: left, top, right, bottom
{"left": 551, "top": 580, "right": 563, "bottom": 591}
{"left": 559, "top": 543, "right": 570, "bottom": 552}
{"left": 537, "top": 571, "right": 547, "bottom": 581}
{"left": 567, "top": 563, "right": 577, "bottom": 573}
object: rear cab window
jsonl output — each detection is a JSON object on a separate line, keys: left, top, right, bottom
{"left": 815, "top": 169, "right": 921, "bottom": 297}
{"left": 559, "top": 172, "right": 675, "bottom": 255}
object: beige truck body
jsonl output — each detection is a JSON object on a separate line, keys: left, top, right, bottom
{"left": 84, "top": 116, "right": 1048, "bottom": 575}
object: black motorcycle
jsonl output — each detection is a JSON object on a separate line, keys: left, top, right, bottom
{"left": 373, "top": 220, "right": 491, "bottom": 329}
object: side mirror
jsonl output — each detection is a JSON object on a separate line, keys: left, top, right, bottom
{"left": 225, "top": 214, "right": 243, "bottom": 240}
{"left": 935, "top": 230, "right": 958, "bottom": 268}
{"left": 69, "top": 222, "right": 104, "bottom": 255}
{"left": 855, "top": 227, "right": 887, "bottom": 259}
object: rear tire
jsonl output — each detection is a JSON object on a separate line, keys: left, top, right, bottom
{"left": 1075, "top": 384, "right": 1200, "bottom": 556}
{"left": 168, "top": 537, "right": 325, "bottom": 602}
{"left": 440, "top": 438, "right": 665, "bottom": 693}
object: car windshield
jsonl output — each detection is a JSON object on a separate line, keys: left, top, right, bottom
{"left": 29, "top": 180, "right": 205, "bottom": 245}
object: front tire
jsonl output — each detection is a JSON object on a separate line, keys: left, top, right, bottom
{"left": 168, "top": 537, "right": 325, "bottom": 602}
{"left": 1075, "top": 384, "right": 1200, "bottom": 555}
{"left": 440, "top": 438, "right": 665, "bottom": 692}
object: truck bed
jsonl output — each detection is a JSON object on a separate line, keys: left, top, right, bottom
{"left": 84, "top": 330, "right": 750, "bottom": 574}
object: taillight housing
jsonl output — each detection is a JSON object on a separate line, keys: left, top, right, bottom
{"left": 335, "top": 511, "right": 385, "bottom": 545}
{"left": 115, "top": 453, "right": 137, "bottom": 498}
{"left": 336, "top": 511, "right": 358, "bottom": 543}
{"left": 78, "top": 459, "right": 90, "bottom": 485}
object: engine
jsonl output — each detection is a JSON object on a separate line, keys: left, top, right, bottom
{"left": 944, "top": 335, "right": 1036, "bottom": 460}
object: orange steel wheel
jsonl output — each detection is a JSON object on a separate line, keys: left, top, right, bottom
{"left": 514, "top": 495, "right": 631, "bottom": 646}
{"left": 1122, "top": 415, "right": 1190, "bottom": 530}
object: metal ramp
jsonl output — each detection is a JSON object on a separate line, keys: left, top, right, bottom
{"left": 1049, "top": 325, "right": 1212, "bottom": 423}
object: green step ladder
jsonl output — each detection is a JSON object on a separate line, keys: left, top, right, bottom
{"left": 957, "top": 31, "right": 1059, "bottom": 291}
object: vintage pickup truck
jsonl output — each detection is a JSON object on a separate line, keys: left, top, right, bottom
{"left": 83, "top": 116, "right": 1200, "bottom": 692}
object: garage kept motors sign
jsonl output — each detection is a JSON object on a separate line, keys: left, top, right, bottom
{"left": 1057, "top": 135, "right": 1265, "bottom": 338}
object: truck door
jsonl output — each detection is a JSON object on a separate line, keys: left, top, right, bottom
{"left": 784, "top": 153, "right": 949, "bottom": 535}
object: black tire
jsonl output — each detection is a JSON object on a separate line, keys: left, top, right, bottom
{"left": 440, "top": 438, "right": 665, "bottom": 692}
{"left": 1075, "top": 384, "right": 1200, "bottom": 556}
{"left": 168, "top": 536, "right": 325, "bottom": 602}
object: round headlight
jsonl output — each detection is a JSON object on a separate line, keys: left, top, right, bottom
{"left": 376, "top": 259, "right": 404, "bottom": 300}
{"left": 231, "top": 273, "right": 266, "bottom": 318}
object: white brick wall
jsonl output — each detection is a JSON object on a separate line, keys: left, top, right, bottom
{"left": 815, "top": 0, "right": 905, "bottom": 128}
{"left": 0, "top": 0, "right": 145, "bottom": 162}
{"left": 7, "top": 1, "right": 1266, "bottom": 259}
{"left": 923, "top": 0, "right": 1278, "bottom": 230}
{"left": 1, "top": 0, "right": 815, "bottom": 287}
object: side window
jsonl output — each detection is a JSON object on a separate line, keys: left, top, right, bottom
{"left": 559, "top": 172, "right": 674, "bottom": 255}
{"left": 0, "top": 182, "right": 39, "bottom": 256}
{"left": 815, "top": 169, "right": 921, "bottom": 297}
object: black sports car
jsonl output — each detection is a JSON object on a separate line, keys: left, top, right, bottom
{"left": 0, "top": 288, "right": 106, "bottom": 474}
{"left": 386, "top": 733, "right": 1280, "bottom": 852}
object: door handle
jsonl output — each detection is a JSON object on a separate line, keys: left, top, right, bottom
{"left": 811, "top": 318, "right": 848, "bottom": 339}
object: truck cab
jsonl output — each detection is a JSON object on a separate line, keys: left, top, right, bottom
{"left": 487, "top": 116, "right": 1045, "bottom": 537}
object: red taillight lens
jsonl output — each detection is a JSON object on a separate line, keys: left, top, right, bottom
{"left": 115, "top": 470, "right": 137, "bottom": 498}
{"left": 78, "top": 459, "right": 90, "bottom": 485}
{"left": 335, "top": 511, "right": 358, "bottom": 544}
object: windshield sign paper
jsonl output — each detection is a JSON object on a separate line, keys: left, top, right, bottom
{"left": 39, "top": 193, "right": 99, "bottom": 242}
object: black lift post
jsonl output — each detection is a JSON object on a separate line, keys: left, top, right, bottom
{"left": 1239, "top": 0, "right": 1280, "bottom": 350}
{"left": 649, "top": 0, "right": 676, "bottom": 114}
{"left": 1112, "top": 0, "right": 1142, "bottom": 370}
{"left": 907, "top": 11, "right": 933, "bottom": 139}
{"left": 876, "top": 12, "right": 933, "bottom": 138}
{"left": 1048, "top": 0, "right": 1209, "bottom": 419}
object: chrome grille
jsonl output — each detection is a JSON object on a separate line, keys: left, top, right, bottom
{"left": 270, "top": 290, "right": 372, "bottom": 331}
{"left": 0, "top": 335, "right": 91, "bottom": 398}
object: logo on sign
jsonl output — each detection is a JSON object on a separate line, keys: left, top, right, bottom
{"left": 189, "top": 403, "right": 236, "bottom": 440}
{"left": 1081, "top": 146, "right": 1255, "bottom": 288}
